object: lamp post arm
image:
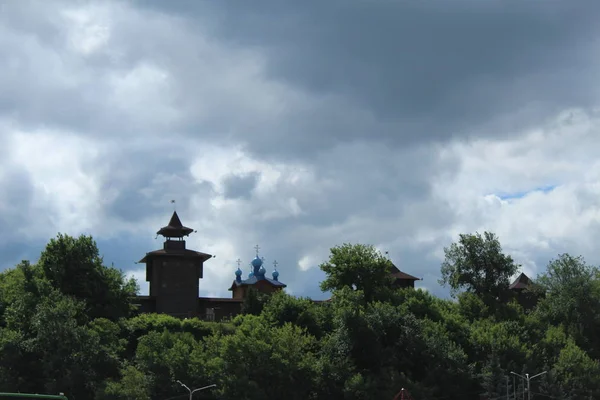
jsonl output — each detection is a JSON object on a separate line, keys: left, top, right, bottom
{"left": 191, "top": 384, "right": 217, "bottom": 395}
{"left": 510, "top": 371, "right": 526, "bottom": 380}
{"left": 176, "top": 380, "right": 191, "bottom": 393}
{"left": 530, "top": 371, "right": 548, "bottom": 380}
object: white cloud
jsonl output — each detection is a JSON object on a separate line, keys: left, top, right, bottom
{"left": 61, "top": 5, "right": 111, "bottom": 55}
{"left": 298, "top": 255, "right": 317, "bottom": 272}
{"left": 2, "top": 1, "right": 600, "bottom": 301}
{"left": 7, "top": 128, "right": 103, "bottom": 238}
{"left": 108, "top": 62, "right": 180, "bottom": 127}
{"left": 430, "top": 108, "right": 600, "bottom": 280}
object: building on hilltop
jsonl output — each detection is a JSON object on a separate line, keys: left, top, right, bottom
{"left": 228, "top": 247, "right": 287, "bottom": 299}
{"left": 509, "top": 272, "right": 539, "bottom": 309}
{"left": 133, "top": 212, "right": 421, "bottom": 321}
{"left": 509, "top": 272, "right": 531, "bottom": 291}
{"left": 133, "top": 212, "right": 286, "bottom": 321}
{"left": 390, "top": 263, "right": 421, "bottom": 289}
{"left": 134, "top": 211, "right": 212, "bottom": 318}
{"left": 384, "top": 251, "right": 422, "bottom": 289}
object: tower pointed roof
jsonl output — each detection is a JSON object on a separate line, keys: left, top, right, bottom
{"left": 509, "top": 272, "right": 532, "bottom": 290}
{"left": 390, "top": 263, "right": 420, "bottom": 281}
{"left": 156, "top": 211, "right": 194, "bottom": 238}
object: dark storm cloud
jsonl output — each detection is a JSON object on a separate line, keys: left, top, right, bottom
{"left": 0, "top": 239, "right": 49, "bottom": 271}
{"left": 0, "top": 167, "right": 34, "bottom": 223}
{"left": 222, "top": 172, "right": 260, "bottom": 200}
{"left": 262, "top": 141, "right": 453, "bottom": 232}
{"left": 2, "top": 0, "right": 600, "bottom": 300}
{"left": 0, "top": 167, "right": 56, "bottom": 271}
{"left": 6, "top": 0, "right": 600, "bottom": 164}
{"left": 139, "top": 0, "right": 600, "bottom": 151}
{"left": 0, "top": 166, "right": 53, "bottom": 243}
{"left": 0, "top": 1, "right": 189, "bottom": 139}
{"left": 96, "top": 235, "right": 156, "bottom": 272}
{"left": 98, "top": 143, "right": 216, "bottom": 223}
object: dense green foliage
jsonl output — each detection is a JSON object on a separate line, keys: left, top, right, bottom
{"left": 0, "top": 234, "right": 599, "bottom": 399}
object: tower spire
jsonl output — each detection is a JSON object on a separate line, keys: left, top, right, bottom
{"left": 272, "top": 260, "right": 280, "bottom": 281}
{"left": 250, "top": 246, "right": 264, "bottom": 277}
{"left": 156, "top": 211, "right": 194, "bottom": 240}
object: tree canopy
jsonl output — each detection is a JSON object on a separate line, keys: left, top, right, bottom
{"left": 439, "top": 231, "right": 519, "bottom": 307}
{"left": 1, "top": 232, "right": 600, "bottom": 399}
{"left": 319, "top": 243, "right": 394, "bottom": 303}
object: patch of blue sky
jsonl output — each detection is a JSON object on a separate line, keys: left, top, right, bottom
{"left": 496, "top": 185, "right": 557, "bottom": 201}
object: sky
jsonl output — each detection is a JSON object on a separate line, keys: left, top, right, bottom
{"left": 2, "top": 0, "right": 600, "bottom": 300}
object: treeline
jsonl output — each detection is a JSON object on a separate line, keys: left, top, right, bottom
{"left": 0, "top": 233, "right": 599, "bottom": 399}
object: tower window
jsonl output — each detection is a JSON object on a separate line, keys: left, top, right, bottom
{"left": 206, "top": 308, "right": 215, "bottom": 321}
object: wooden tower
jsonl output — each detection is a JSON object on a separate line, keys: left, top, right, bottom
{"left": 138, "top": 212, "right": 212, "bottom": 318}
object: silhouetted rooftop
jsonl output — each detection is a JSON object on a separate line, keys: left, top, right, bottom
{"left": 157, "top": 211, "right": 194, "bottom": 238}
{"left": 509, "top": 273, "right": 532, "bottom": 290}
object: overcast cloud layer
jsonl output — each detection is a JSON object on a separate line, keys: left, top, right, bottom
{"left": 2, "top": 0, "right": 600, "bottom": 299}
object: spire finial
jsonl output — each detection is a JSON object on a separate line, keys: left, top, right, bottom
{"left": 254, "top": 244, "right": 260, "bottom": 257}
{"left": 272, "top": 260, "right": 280, "bottom": 281}
{"left": 170, "top": 199, "right": 176, "bottom": 211}
{"left": 236, "top": 258, "right": 242, "bottom": 268}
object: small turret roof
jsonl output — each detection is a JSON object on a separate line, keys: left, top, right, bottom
{"left": 509, "top": 272, "right": 532, "bottom": 290}
{"left": 390, "top": 263, "right": 420, "bottom": 281}
{"left": 138, "top": 248, "right": 212, "bottom": 264}
{"left": 156, "top": 211, "right": 194, "bottom": 238}
{"left": 228, "top": 275, "right": 287, "bottom": 291}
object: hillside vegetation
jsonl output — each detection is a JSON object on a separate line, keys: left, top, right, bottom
{"left": 1, "top": 233, "right": 599, "bottom": 399}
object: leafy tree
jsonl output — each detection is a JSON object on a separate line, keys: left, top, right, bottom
{"left": 0, "top": 289, "right": 109, "bottom": 398}
{"left": 457, "top": 292, "right": 490, "bottom": 322}
{"left": 0, "top": 260, "right": 53, "bottom": 332}
{"left": 0, "top": 264, "right": 27, "bottom": 326}
{"left": 5, "top": 235, "right": 600, "bottom": 399}
{"left": 38, "top": 233, "right": 138, "bottom": 320}
{"left": 319, "top": 243, "right": 394, "bottom": 303}
{"left": 241, "top": 287, "right": 270, "bottom": 315}
{"left": 88, "top": 318, "right": 127, "bottom": 379}
{"left": 534, "top": 253, "right": 600, "bottom": 357}
{"left": 98, "top": 364, "right": 152, "bottom": 400}
{"left": 261, "top": 291, "right": 327, "bottom": 338}
{"left": 480, "top": 356, "right": 508, "bottom": 399}
{"left": 554, "top": 340, "right": 600, "bottom": 399}
{"left": 206, "top": 314, "right": 319, "bottom": 400}
{"left": 439, "top": 231, "right": 519, "bottom": 308}
{"left": 134, "top": 330, "right": 201, "bottom": 399}
{"left": 0, "top": 326, "right": 26, "bottom": 389}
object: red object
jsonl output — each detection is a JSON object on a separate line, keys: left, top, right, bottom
{"left": 393, "top": 388, "right": 414, "bottom": 400}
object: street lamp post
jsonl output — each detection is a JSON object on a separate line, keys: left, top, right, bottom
{"left": 510, "top": 371, "right": 547, "bottom": 400}
{"left": 176, "top": 381, "right": 216, "bottom": 400}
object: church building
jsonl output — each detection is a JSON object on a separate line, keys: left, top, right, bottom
{"left": 133, "top": 212, "right": 420, "bottom": 321}
{"left": 133, "top": 211, "right": 286, "bottom": 321}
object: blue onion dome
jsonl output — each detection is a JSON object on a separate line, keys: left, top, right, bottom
{"left": 249, "top": 271, "right": 254, "bottom": 278}
{"left": 235, "top": 268, "right": 242, "bottom": 277}
{"left": 258, "top": 266, "right": 266, "bottom": 276}
{"left": 272, "top": 270, "right": 279, "bottom": 280}
{"left": 251, "top": 256, "right": 263, "bottom": 268}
